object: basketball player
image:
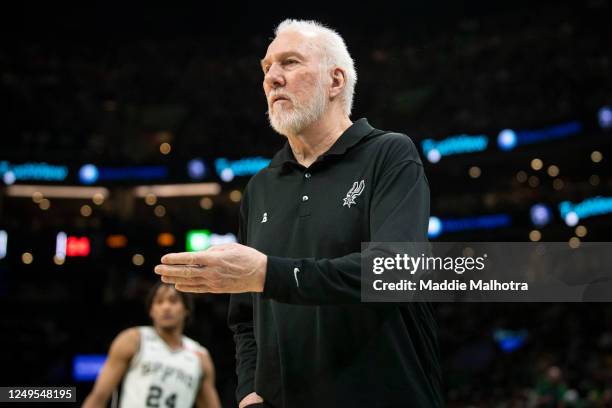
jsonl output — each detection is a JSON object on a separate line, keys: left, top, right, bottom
{"left": 83, "top": 283, "right": 221, "bottom": 408}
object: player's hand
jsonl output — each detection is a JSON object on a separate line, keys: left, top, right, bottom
{"left": 239, "top": 392, "right": 264, "bottom": 408}
{"left": 154, "top": 243, "right": 267, "bottom": 294}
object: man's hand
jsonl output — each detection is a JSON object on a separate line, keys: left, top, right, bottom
{"left": 239, "top": 392, "right": 264, "bottom": 408}
{"left": 154, "top": 243, "right": 267, "bottom": 294}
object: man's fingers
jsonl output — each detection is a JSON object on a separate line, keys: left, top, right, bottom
{"left": 174, "top": 283, "right": 210, "bottom": 293}
{"left": 155, "top": 264, "right": 203, "bottom": 278}
{"left": 161, "top": 275, "right": 208, "bottom": 285}
{"left": 161, "top": 251, "right": 208, "bottom": 265}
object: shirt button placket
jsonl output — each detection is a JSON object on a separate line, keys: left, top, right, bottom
{"left": 300, "top": 170, "right": 312, "bottom": 217}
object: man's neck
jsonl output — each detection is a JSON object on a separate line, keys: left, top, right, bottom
{"left": 154, "top": 326, "right": 183, "bottom": 350}
{"left": 286, "top": 110, "right": 352, "bottom": 168}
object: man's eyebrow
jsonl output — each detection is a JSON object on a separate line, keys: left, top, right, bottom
{"left": 260, "top": 51, "right": 306, "bottom": 68}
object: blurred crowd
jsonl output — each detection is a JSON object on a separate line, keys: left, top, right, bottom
{"left": 1, "top": 2, "right": 609, "bottom": 162}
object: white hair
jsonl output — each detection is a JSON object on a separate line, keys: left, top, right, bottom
{"left": 274, "top": 19, "right": 357, "bottom": 116}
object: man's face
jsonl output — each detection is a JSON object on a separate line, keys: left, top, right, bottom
{"left": 149, "top": 285, "right": 188, "bottom": 330}
{"left": 261, "top": 30, "right": 329, "bottom": 136}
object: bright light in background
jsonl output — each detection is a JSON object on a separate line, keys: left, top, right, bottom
{"left": 530, "top": 158, "right": 543, "bottom": 171}
{"left": 426, "top": 149, "right": 441, "bottom": 163}
{"left": 187, "top": 230, "right": 212, "bottom": 252}
{"left": 229, "top": 190, "right": 242, "bottom": 202}
{"left": 132, "top": 254, "right": 145, "bottom": 266}
{"left": 145, "top": 193, "right": 157, "bottom": 206}
{"left": 569, "top": 237, "right": 581, "bottom": 249}
{"left": 575, "top": 225, "right": 587, "bottom": 238}
{"left": 529, "top": 230, "right": 541, "bottom": 242}
{"left": 56, "top": 232, "right": 67, "bottom": 262}
{"left": 547, "top": 165, "right": 559, "bottom": 177}
{"left": 106, "top": 234, "right": 128, "bottom": 249}
{"left": 559, "top": 196, "right": 612, "bottom": 222}
{"left": 0, "top": 230, "right": 7, "bottom": 260}
{"left": 530, "top": 204, "right": 552, "bottom": 227}
{"left": 154, "top": 205, "right": 166, "bottom": 217}
{"left": 220, "top": 168, "right": 234, "bottom": 182}
{"left": 428, "top": 217, "right": 442, "bottom": 239}
{"left": 134, "top": 183, "right": 221, "bottom": 198}
{"left": 159, "top": 142, "right": 172, "bottom": 155}
{"left": 187, "top": 159, "right": 207, "bottom": 180}
{"left": 6, "top": 185, "right": 109, "bottom": 199}
{"left": 493, "top": 329, "right": 528, "bottom": 353}
{"left": 80, "top": 205, "right": 92, "bottom": 217}
{"left": 73, "top": 355, "right": 106, "bottom": 382}
{"left": 591, "top": 150, "right": 603, "bottom": 163}
{"left": 468, "top": 166, "right": 481, "bottom": 178}
{"left": 66, "top": 236, "right": 90, "bottom": 257}
{"left": 497, "top": 129, "right": 517, "bottom": 151}
{"left": 564, "top": 211, "right": 579, "bottom": 227}
{"left": 79, "top": 164, "right": 99, "bottom": 185}
{"left": 22, "top": 252, "right": 33, "bottom": 265}
{"left": 215, "top": 157, "right": 271, "bottom": 180}
{"left": 32, "top": 191, "right": 44, "bottom": 203}
{"left": 598, "top": 106, "right": 612, "bottom": 129}
{"left": 39, "top": 198, "right": 51, "bottom": 210}
{"left": 421, "top": 135, "right": 488, "bottom": 162}
{"left": 157, "top": 233, "right": 175, "bottom": 247}
{"left": 3, "top": 170, "right": 16, "bottom": 185}
{"left": 92, "top": 193, "right": 104, "bottom": 206}
{"left": 200, "top": 197, "right": 213, "bottom": 210}
{"left": 210, "top": 233, "right": 237, "bottom": 246}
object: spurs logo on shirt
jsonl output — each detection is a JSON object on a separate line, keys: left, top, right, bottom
{"left": 342, "top": 180, "right": 365, "bottom": 208}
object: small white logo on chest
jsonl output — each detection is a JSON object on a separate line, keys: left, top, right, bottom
{"left": 261, "top": 212, "right": 268, "bottom": 223}
{"left": 343, "top": 180, "right": 365, "bottom": 208}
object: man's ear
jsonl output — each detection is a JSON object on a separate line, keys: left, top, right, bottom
{"left": 329, "top": 67, "right": 346, "bottom": 99}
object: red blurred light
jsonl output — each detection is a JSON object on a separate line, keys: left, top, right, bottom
{"left": 66, "top": 237, "right": 90, "bottom": 257}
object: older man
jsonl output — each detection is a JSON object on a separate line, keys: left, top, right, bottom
{"left": 156, "top": 19, "right": 443, "bottom": 408}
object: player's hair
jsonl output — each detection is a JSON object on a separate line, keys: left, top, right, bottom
{"left": 274, "top": 19, "right": 357, "bottom": 116}
{"left": 145, "top": 282, "right": 195, "bottom": 325}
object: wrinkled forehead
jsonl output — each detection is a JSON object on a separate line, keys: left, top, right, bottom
{"left": 262, "top": 30, "right": 323, "bottom": 63}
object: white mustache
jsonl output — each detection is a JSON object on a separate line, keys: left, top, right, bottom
{"left": 269, "top": 92, "right": 293, "bottom": 105}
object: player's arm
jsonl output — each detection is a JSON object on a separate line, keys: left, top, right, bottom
{"left": 195, "top": 349, "right": 222, "bottom": 408}
{"left": 82, "top": 328, "right": 140, "bottom": 408}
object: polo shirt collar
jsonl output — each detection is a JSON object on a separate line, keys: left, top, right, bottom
{"left": 269, "top": 118, "right": 374, "bottom": 168}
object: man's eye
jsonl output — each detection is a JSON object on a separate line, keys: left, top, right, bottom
{"left": 284, "top": 59, "right": 298, "bottom": 65}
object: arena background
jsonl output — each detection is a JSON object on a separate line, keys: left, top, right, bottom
{"left": 1, "top": 1, "right": 611, "bottom": 406}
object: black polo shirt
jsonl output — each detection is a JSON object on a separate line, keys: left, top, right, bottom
{"left": 228, "top": 118, "right": 443, "bottom": 408}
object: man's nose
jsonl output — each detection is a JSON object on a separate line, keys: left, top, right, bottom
{"left": 264, "top": 64, "right": 285, "bottom": 89}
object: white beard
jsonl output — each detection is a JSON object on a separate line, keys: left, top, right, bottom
{"left": 267, "top": 80, "right": 328, "bottom": 137}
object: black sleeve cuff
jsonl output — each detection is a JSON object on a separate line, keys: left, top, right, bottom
{"left": 262, "top": 256, "right": 299, "bottom": 302}
{"left": 236, "top": 380, "right": 255, "bottom": 406}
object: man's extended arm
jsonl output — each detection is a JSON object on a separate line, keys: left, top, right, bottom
{"left": 157, "top": 135, "right": 428, "bottom": 305}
